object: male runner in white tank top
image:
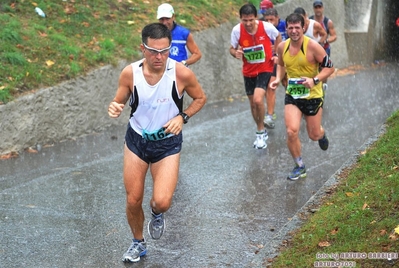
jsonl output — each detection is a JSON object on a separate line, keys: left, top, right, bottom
{"left": 108, "top": 23, "right": 206, "bottom": 263}
{"left": 294, "top": 7, "right": 326, "bottom": 44}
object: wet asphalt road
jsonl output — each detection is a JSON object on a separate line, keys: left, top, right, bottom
{"left": 1, "top": 63, "right": 399, "bottom": 268}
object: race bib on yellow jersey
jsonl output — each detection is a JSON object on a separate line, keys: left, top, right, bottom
{"left": 287, "top": 78, "right": 310, "bottom": 99}
{"left": 243, "top": 44, "right": 266, "bottom": 64}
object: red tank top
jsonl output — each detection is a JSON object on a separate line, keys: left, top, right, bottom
{"left": 238, "top": 21, "right": 274, "bottom": 77}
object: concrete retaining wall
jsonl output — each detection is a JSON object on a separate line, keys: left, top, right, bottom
{"left": 345, "top": 0, "right": 390, "bottom": 65}
{"left": 0, "top": 22, "right": 244, "bottom": 155}
{"left": 345, "top": 0, "right": 375, "bottom": 65}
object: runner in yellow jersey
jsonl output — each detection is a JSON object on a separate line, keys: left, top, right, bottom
{"left": 270, "top": 13, "right": 335, "bottom": 180}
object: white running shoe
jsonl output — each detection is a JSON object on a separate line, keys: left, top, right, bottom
{"left": 253, "top": 132, "right": 268, "bottom": 149}
{"left": 323, "top": 83, "right": 328, "bottom": 91}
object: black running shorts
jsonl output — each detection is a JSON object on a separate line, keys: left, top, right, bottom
{"left": 284, "top": 94, "right": 324, "bottom": 116}
{"left": 125, "top": 125, "right": 182, "bottom": 164}
{"left": 243, "top": 72, "right": 272, "bottom": 95}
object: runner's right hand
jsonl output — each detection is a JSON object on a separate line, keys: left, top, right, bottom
{"left": 108, "top": 101, "right": 124, "bottom": 118}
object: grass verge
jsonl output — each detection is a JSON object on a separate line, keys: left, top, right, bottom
{"left": 0, "top": 0, "right": 279, "bottom": 104}
{"left": 270, "top": 111, "right": 399, "bottom": 267}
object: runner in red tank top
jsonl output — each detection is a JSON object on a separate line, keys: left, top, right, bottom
{"left": 230, "top": 3, "right": 281, "bottom": 149}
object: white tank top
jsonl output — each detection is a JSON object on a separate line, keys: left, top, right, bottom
{"left": 305, "top": 19, "right": 321, "bottom": 42}
{"left": 128, "top": 58, "right": 183, "bottom": 136}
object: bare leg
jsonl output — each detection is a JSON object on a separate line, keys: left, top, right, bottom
{"left": 149, "top": 153, "right": 180, "bottom": 214}
{"left": 285, "top": 104, "right": 303, "bottom": 159}
{"left": 123, "top": 144, "right": 148, "bottom": 240}
{"left": 304, "top": 108, "right": 325, "bottom": 141}
{"left": 266, "top": 87, "right": 276, "bottom": 117}
{"left": 248, "top": 87, "right": 266, "bottom": 131}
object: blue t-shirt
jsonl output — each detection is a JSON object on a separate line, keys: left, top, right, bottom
{"left": 260, "top": 18, "right": 287, "bottom": 44}
{"left": 169, "top": 23, "right": 190, "bottom": 62}
{"left": 276, "top": 19, "right": 288, "bottom": 41}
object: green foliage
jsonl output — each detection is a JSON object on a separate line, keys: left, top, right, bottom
{"left": 0, "top": 0, "right": 285, "bottom": 103}
{"left": 0, "top": 87, "right": 12, "bottom": 103}
{"left": 1, "top": 52, "right": 27, "bottom": 66}
{"left": 50, "top": 33, "right": 68, "bottom": 44}
{"left": 1, "top": 3, "right": 14, "bottom": 13}
{"left": 69, "top": 62, "right": 81, "bottom": 76}
{"left": 271, "top": 111, "right": 399, "bottom": 267}
{"left": 99, "top": 38, "right": 116, "bottom": 52}
{"left": 0, "top": 28, "right": 22, "bottom": 44}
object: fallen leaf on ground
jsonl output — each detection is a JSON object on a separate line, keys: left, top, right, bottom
{"left": 389, "top": 232, "right": 399, "bottom": 241}
{"left": 330, "top": 227, "right": 339, "bottom": 235}
{"left": 43, "top": 144, "right": 54, "bottom": 148}
{"left": 26, "top": 147, "right": 38, "bottom": 153}
{"left": 46, "top": 60, "right": 55, "bottom": 66}
{"left": 64, "top": 5, "right": 77, "bottom": 15}
{"left": 0, "top": 152, "right": 19, "bottom": 159}
{"left": 92, "top": 12, "right": 100, "bottom": 19}
{"left": 38, "top": 31, "right": 47, "bottom": 37}
{"left": 389, "top": 227, "right": 399, "bottom": 240}
{"left": 381, "top": 244, "right": 391, "bottom": 251}
{"left": 318, "top": 241, "right": 331, "bottom": 247}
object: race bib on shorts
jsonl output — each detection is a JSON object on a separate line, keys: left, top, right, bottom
{"left": 142, "top": 128, "right": 171, "bottom": 141}
{"left": 287, "top": 78, "right": 310, "bottom": 99}
{"left": 243, "top": 44, "right": 266, "bottom": 64}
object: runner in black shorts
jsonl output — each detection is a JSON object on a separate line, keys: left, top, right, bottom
{"left": 230, "top": 3, "right": 281, "bottom": 149}
{"left": 108, "top": 23, "right": 206, "bottom": 263}
{"left": 270, "top": 13, "right": 335, "bottom": 181}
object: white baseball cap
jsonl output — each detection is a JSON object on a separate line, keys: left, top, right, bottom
{"left": 157, "top": 3, "right": 174, "bottom": 19}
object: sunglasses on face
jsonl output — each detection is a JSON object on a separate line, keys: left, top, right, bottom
{"left": 143, "top": 43, "right": 171, "bottom": 55}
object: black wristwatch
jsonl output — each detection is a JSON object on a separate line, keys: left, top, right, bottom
{"left": 178, "top": 112, "right": 190, "bottom": 124}
{"left": 313, "top": 77, "right": 320, "bottom": 85}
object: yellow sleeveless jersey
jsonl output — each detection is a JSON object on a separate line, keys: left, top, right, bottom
{"left": 283, "top": 36, "right": 323, "bottom": 99}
